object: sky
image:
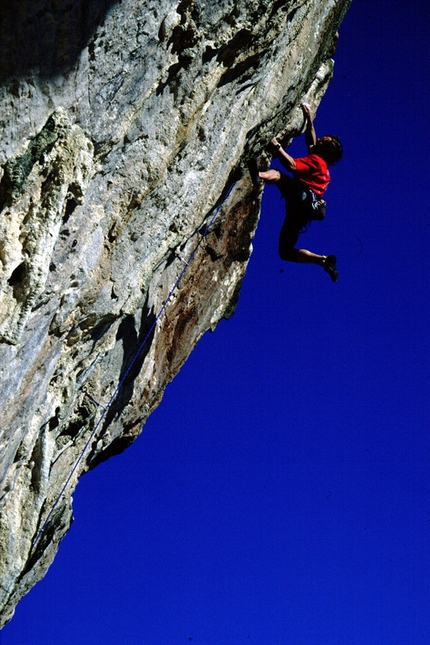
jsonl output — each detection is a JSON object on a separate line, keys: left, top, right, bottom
{"left": 2, "top": 1, "right": 429, "bottom": 643}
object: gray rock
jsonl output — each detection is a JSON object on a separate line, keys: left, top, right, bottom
{"left": 0, "top": 0, "right": 352, "bottom": 627}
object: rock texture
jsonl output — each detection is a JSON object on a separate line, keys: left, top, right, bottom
{"left": 0, "top": 0, "right": 352, "bottom": 627}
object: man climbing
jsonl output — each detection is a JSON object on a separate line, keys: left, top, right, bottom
{"left": 253, "top": 104, "right": 343, "bottom": 282}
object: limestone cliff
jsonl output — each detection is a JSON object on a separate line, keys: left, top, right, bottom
{"left": 0, "top": 0, "right": 352, "bottom": 627}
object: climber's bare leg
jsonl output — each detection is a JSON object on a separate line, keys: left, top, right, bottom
{"left": 295, "top": 249, "right": 325, "bottom": 265}
{"left": 259, "top": 169, "right": 281, "bottom": 183}
{"left": 294, "top": 251, "right": 338, "bottom": 281}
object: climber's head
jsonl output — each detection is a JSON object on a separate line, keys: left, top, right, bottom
{"left": 315, "top": 135, "right": 343, "bottom": 165}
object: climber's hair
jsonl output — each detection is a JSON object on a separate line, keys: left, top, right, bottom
{"left": 318, "top": 135, "right": 343, "bottom": 166}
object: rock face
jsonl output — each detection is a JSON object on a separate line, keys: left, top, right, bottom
{"left": 0, "top": 0, "right": 352, "bottom": 627}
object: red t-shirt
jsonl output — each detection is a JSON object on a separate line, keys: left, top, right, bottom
{"left": 293, "top": 154, "right": 330, "bottom": 196}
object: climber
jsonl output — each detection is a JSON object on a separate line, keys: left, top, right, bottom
{"left": 251, "top": 103, "right": 343, "bottom": 282}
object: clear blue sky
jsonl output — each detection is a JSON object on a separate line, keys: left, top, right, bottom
{"left": 2, "top": 1, "right": 429, "bottom": 643}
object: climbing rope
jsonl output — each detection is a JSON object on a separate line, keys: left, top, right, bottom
{"left": 31, "top": 181, "right": 236, "bottom": 551}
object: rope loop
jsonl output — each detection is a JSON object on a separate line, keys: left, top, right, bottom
{"left": 31, "top": 181, "right": 236, "bottom": 551}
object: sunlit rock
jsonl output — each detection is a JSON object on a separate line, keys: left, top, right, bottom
{"left": 0, "top": 0, "right": 352, "bottom": 627}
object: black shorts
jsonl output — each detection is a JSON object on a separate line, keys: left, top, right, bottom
{"left": 276, "top": 174, "right": 313, "bottom": 261}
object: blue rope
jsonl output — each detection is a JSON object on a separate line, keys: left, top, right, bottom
{"left": 31, "top": 181, "right": 235, "bottom": 551}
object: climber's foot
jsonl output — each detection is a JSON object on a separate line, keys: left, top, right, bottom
{"left": 323, "top": 255, "right": 338, "bottom": 282}
{"left": 248, "top": 158, "right": 260, "bottom": 187}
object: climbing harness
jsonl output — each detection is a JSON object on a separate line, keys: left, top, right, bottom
{"left": 31, "top": 181, "right": 236, "bottom": 551}
{"left": 308, "top": 189, "right": 326, "bottom": 221}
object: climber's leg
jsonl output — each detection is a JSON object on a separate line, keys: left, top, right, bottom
{"left": 259, "top": 169, "right": 281, "bottom": 183}
{"left": 294, "top": 249, "right": 325, "bottom": 265}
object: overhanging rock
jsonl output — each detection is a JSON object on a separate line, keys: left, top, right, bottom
{"left": 0, "top": 0, "right": 353, "bottom": 627}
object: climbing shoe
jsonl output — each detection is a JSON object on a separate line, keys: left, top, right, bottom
{"left": 248, "top": 158, "right": 260, "bottom": 187}
{"left": 324, "top": 255, "right": 338, "bottom": 282}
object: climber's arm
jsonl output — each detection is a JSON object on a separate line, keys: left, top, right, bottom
{"left": 301, "top": 103, "right": 317, "bottom": 153}
{"left": 271, "top": 137, "right": 296, "bottom": 171}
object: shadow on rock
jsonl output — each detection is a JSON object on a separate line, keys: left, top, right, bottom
{"left": 0, "top": 0, "right": 119, "bottom": 83}
{"left": 89, "top": 302, "right": 156, "bottom": 468}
